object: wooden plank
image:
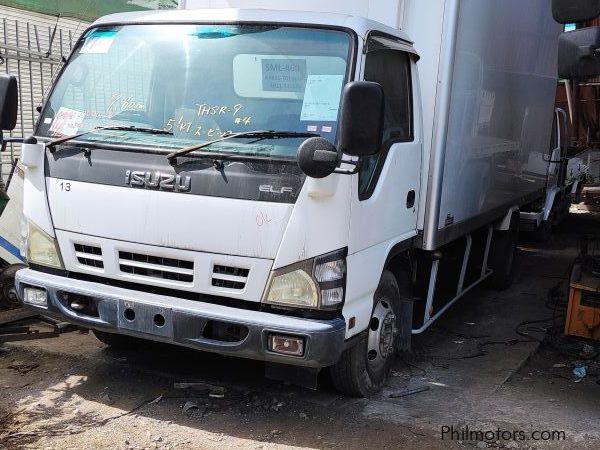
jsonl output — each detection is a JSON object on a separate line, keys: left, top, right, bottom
{"left": 0, "top": 307, "right": 36, "bottom": 325}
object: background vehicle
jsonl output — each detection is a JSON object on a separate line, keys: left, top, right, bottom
{"left": 519, "top": 108, "right": 584, "bottom": 240}
{"left": 11, "top": 2, "right": 562, "bottom": 396}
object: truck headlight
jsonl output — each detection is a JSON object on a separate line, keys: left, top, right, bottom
{"left": 26, "top": 221, "right": 64, "bottom": 269}
{"left": 263, "top": 249, "right": 347, "bottom": 310}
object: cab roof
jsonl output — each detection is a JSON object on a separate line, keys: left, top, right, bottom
{"left": 92, "top": 8, "right": 412, "bottom": 43}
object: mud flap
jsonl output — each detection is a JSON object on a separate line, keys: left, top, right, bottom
{"left": 265, "top": 362, "right": 320, "bottom": 390}
{"left": 397, "top": 297, "right": 414, "bottom": 353}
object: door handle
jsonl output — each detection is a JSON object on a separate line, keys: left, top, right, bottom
{"left": 406, "top": 190, "right": 416, "bottom": 208}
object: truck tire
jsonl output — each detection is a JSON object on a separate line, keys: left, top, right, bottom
{"left": 535, "top": 215, "right": 552, "bottom": 242}
{"left": 486, "top": 216, "right": 519, "bottom": 290}
{"left": 330, "top": 270, "right": 400, "bottom": 397}
{"left": 92, "top": 330, "right": 140, "bottom": 348}
{"left": 0, "top": 264, "right": 27, "bottom": 310}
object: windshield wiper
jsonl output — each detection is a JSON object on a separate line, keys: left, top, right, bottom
{"left": 166, "top": 130, "right": 319, "bottom": 163}
{"left": 46, "top": 125, "right": 173, "bottom": 152}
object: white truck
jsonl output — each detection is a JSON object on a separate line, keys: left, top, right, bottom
{"left": 8, "top": 1, "right": 562, "bottom": 396}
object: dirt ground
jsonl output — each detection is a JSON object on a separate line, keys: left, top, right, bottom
{"left": 1, "top": 212, "right": 600, "bottom": 449}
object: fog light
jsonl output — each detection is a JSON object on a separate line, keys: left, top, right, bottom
{"left": 23, "top": 287, "right": 47, "bottom": 307}
{"left": 268, "top": 334, "right": 305, "bottom": 357}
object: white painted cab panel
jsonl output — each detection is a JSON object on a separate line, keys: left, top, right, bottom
{"left": 46, "top": 178, "right": 293, "bottom": 260}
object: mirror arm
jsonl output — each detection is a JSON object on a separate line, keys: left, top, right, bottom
{"left": 334, "top": 166, "right": 361, "bottom": 175}
{"left": 333, "top": 155, "right": 362, "bottom": 175}
{"left": 0, "top": 132, "right": 20, "bottom": 153}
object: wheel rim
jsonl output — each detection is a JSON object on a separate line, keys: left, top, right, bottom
{"left": 0, "top": 281, "right": 19, "bottom": 309}
{"left": 367, "top": 299, "right": 397, "bottom": 372}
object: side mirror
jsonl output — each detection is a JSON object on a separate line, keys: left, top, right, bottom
{"left": 338, "top": 81, "right": 384, "bottom": 157}
{"left": 553, "top": 0, "right": 600, "bottom": 23}
{"left": 297, "top": 137, "right": 339, "bottom": 179}
{"left": 558, "top": 27, "right": 600, "bottom": 78}
{"left": 0, "top": 74, "right": 18, "bottom": 131}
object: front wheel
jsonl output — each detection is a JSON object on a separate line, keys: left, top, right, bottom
{"left": 0, "top": 264, "right": 27, "bottom": 310}
{"left": 330, "top": 271, "right": 400, "bottom": 397}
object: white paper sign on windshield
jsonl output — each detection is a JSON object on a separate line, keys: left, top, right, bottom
{"left": 48, "top": 107, "right": 85, "bottom": 136}
{"left": 300, "top": 75, "right": 344, "bottom": 122}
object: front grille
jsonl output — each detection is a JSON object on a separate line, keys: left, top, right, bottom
{"left": 211, "top": 264, "right": 249, "bottom": 290}
{"left": 119, "top": 251, "right": 194, "bottom": 283}
{"left": 74, "top": 244, "right": 104, "bottom": 269}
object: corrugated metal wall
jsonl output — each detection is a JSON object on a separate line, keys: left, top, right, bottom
{"left": 0, "top": 5, "right": 88, "bottom": 179}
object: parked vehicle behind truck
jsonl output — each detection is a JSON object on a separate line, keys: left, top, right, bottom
{"left": 9, "top": 2, "right": 563, "bottom": 396}
{"left": 519, "top": 108, "right": 583, "bottom": 240}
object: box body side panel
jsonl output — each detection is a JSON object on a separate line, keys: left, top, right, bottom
{"left": 426, "top": 0, "right": 561, "bottom": 247}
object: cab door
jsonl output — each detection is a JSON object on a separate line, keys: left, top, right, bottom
{"left": 348, "top": 37, "right": 422, "bottom": 254}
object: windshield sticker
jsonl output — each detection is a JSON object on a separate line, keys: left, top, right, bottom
{"left": 48, "top": 107, "right": 85, "bottom": 136}
{"left": 43, "top": 117, "right": 52, "bottom": 124}
{"left": 300, "top": 75, "right": 344, "bottom": 122}
{"left": 262, "top": 59, "right": 307, "bottom": 93}
{"left": 80, "top": 29, "right": 117, "bottom": 54}
{"left": 321, "top": 125, "right": 333, "bottom": 133}
{"left": 307, "top": 125, "right": 318, "bottom": 132}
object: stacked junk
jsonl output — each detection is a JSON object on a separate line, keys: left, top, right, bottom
{"left": 0, "top": 39, "right": 73, "bottom": 343}
{"left": 555, "top": 0, "right": 600, "bottom": 341}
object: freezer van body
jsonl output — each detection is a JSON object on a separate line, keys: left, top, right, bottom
{"left": 404, "top": 1, "right": 561, "bottom": 249}
{"left": 12, "top": 3, "right": 561, "bottom": 396}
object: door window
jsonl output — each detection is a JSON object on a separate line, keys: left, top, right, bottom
{"left": 359, "top": 46, "right": 413, "bottom": 196}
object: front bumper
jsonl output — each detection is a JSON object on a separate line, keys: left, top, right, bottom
{"left": 15, "top": 268, "right": 346, "bottom": 368}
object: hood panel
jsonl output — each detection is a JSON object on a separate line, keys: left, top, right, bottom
{"left": 46, "top": 147, "right": 304, "bottom": 204}
{"left": 47, "top": 177, "right": 293, "bottom": 259}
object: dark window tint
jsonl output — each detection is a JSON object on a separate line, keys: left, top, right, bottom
{"left": 359, "top": 48, "right": 413, "bottom": 195}
{"left": 364, "top": 49, "right": 412, "bottom": 143}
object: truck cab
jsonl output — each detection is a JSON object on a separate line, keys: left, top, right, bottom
{"left": 13, "top": 10, "right": 422, "bottom": 396}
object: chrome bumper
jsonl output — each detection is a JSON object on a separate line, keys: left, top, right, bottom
{"left": 15, "top": 268, "right": 346, "bottom": 368}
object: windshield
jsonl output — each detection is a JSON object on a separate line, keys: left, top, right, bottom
{"left": 37, "top": 24, "right": 353, "bottom": 158}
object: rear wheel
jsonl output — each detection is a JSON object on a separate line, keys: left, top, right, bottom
{"left": 92, "top": 330, "right": 140, "bottom": 348}
{"left": 330, "top": 271, "right": 400, "bottom": 397}
{"left": 535, "top": 214, "right": 552, "bottom": 242}
{"left": 486, "top": 215, "right": 519, "bottom": 290}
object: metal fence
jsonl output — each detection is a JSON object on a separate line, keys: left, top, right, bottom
{"left": 0, "top": 8, "right": 87, "bottom": 180}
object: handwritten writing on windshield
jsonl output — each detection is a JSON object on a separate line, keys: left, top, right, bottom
{"left": 196, "top": 103, "right": 243, "bottom": 116}
{"left": 196, "top": 103, "right": 251, "bottom": 125}
{"left": 108, "top": 93, "right": 145, "bottom": 113}
{"left": 164, "top": 118, "right": 231, "bottom": 138}
{"left": 76, "top": 93, "right": 146, "bottom": 120}
{"left": 163, "top": 102, "right": 252, "bottom": 138}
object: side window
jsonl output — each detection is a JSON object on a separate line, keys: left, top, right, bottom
{"left": 359, "top": 48, "right": 413, "bottom": 195}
